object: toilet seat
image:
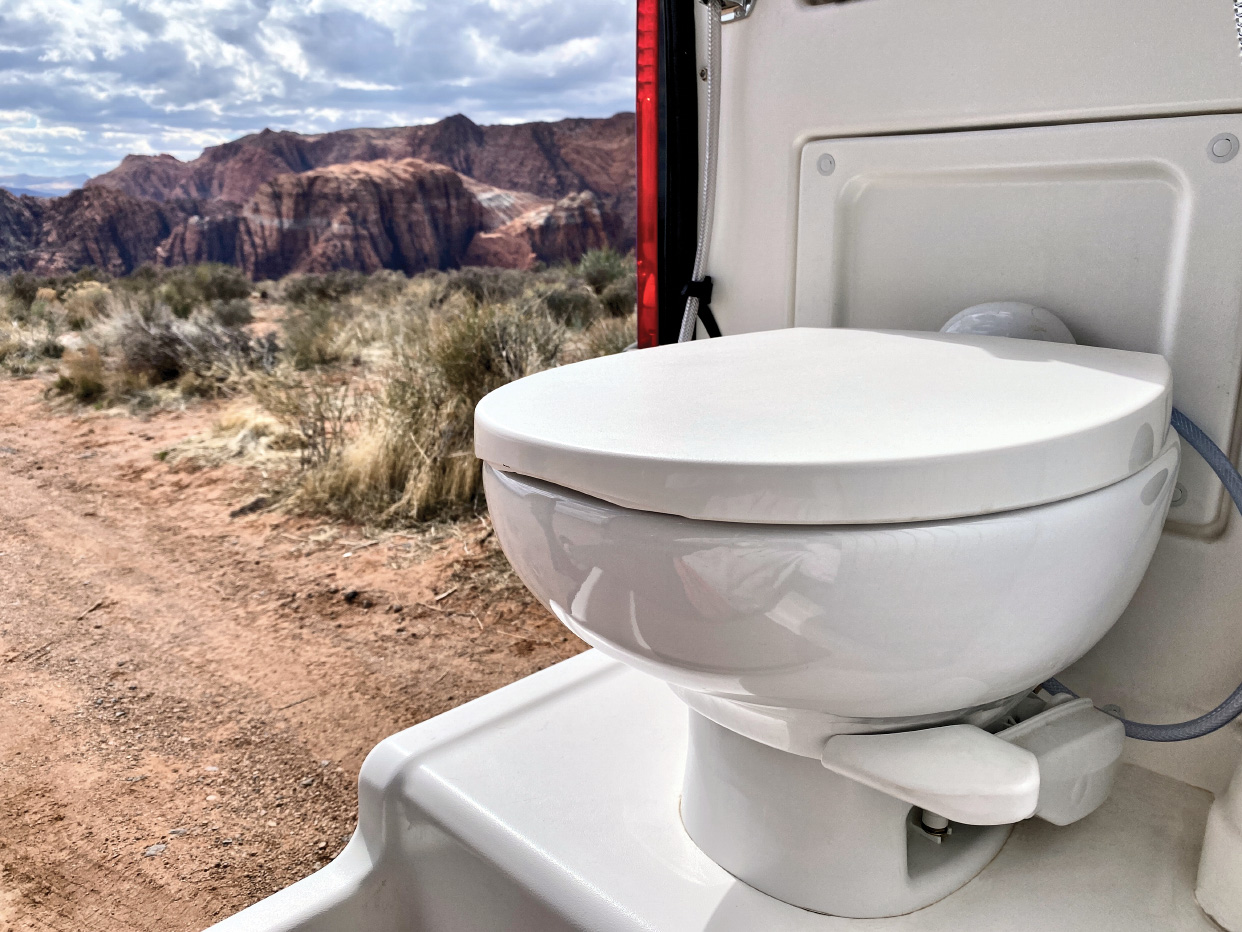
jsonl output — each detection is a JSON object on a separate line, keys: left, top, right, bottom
{"left": 474, "top": 328, "right": 1172, "bottom": 525}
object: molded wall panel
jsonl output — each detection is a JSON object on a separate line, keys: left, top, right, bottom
{"left": 794, "top": 116, "right": 1242, "bottom": 529}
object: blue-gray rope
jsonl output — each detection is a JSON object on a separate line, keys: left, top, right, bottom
{"left": 1043, "top": 408, "right": 1242, "bottom": 741}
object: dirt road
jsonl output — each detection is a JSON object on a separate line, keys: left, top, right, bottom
{"left": 0, "top": 377, "right": 581, "bottom": 930}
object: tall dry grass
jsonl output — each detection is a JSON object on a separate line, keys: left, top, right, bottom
{"left": 1, "top": 252, "right": 637, "bottom": 525}
{"left": 269, "top": 257, "right": 633, "bottom": 524}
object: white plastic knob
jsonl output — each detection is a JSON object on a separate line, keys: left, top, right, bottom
{"left": 941, "top": 302, "right": 1076, "bottom": 344}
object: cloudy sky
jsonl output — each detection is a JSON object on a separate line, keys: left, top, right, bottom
{"left": 0, "top": 0, "right": 636, "bottom": 179}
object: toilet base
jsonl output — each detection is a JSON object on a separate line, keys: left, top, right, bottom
{"left": 681, "top": 710, "right": 1012, "bottom": 918}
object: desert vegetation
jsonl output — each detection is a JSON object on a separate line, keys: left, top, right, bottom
{"left": 0, "top": 252, "right": 636, "bottom": 525}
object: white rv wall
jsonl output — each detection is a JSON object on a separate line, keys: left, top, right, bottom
{"left": 700, "top": 0, "right": 1242, "bottom": 792}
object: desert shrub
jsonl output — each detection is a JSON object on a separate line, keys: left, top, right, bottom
{"left": 0, "top": 314, "right": 64, "bottom": 376}
{"left": 27, "top": 287, "right": 60, "bottom": 326}
{"left": 599, "top": 274, "right": 637, "bottom": 317}
{"left": 117, "top": 315, "right": 189, "bottom": 382}
{"left": 428, "top": 299, "right": 564, "bottom": 408}
{"left": 194, "top": 264, "right": 252, "bottom": 303}
{"left": 284, "top": 301, "right": 343, "bottom": 369}
{"left": 442, "top": 267, "right": 530, "bottom": 305}
{"left": 63, "top": 281, "right": 112, "bottom": 329}
{"left": 117, "top": 264, "right": 162, "bottom": 294}
{"left": 211, "top": 298, "right": 253, "bottom": 327}
{"left": 4, "top": 272, "right": 42, "bottom": 311}
{"left": 254, "top": 370, "right": 361, "bottom": 468}
{"left": 161, "top": 275, "right": 200, "bottom": 319}
{"left": 160, "top": 264, "right": 251, "bottom": 319}
{"left": 356, "top": 269, "right": 409, "bottom": 306}
{"left": 116, "top": 313, "right": 276, "bottom": 389}
{"left": 282, "top": 271, "right": 369, "bottom": 307}
{"left": 577, "top": 248, "right": 629, "bottom": 294}
{"left": 54, "top": 347, "right": 106, "bottom": 402}
{"left": 540, "top": 281, "right": 599, "bottom": 327}
{"left": 582, "top": 314, "right": 637, "bottom": 358}
{"left": 270, "top": 291, "right": 565, "bottom": 524}
{"left": 1, "top": 268, "right": 111, "bottom": 319}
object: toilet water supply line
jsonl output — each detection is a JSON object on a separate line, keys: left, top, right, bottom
{"left": 1044, "top": 408, "right": 1242, "bottom": 742}
{"left": 678, "top": 0, "right": 723, "bottom": 343}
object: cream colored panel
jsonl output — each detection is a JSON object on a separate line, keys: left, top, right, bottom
{"left": 794, "top": 116, "right": 1242, "bottom": 530}
{"left": 707, "top": 0, "right": 1242, "bottom": 339}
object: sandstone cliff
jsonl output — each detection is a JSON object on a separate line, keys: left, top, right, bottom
{"left": 0, "top": 191, "right": 39, "bottom": 272}
{"left": 464, "top": 191, "right": 619, "bottom": 270}
{"left": 22, "top": 188, "right": 192, "bottom": 276}
{"left": 160, "top": 159, "right": 485, "bottom": 279}
{"left": 0, "top": 187, "right": 192, "bottom": 276}
{"left": 10, "top": 114, "right": 633, "bottom": 279}
{"left": 88, "top": 113, "right": 636, "bottom": 249}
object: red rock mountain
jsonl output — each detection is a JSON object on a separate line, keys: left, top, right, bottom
{"left": 0, "top": 113, "right": 635, "bottom": 278}
{"left": 0, "top": 187, "right": 194, "bottom": 276}
{"left": 88, "top": 113, "right": 636, "bottom": 245}
{"left": 161, "top": 159, "right": 485, "bottom": 279}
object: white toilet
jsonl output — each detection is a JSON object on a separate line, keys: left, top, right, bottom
{"left": 475, "top": 327, "right": 1179, "bottom": 918}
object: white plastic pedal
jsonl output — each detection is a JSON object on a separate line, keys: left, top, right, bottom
{"left": 821, "top": 724, "right": 1040, "bottom": 826}
{"left": 997, "top": 697, "right": 1125, "bottom": 826}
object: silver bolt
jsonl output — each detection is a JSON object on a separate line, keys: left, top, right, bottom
{"left": 1171, "top": 483, "right": 1187, "bottom": 507}
{"left": 817, "top": 153, "right": 836, "bottom": 176}
{"left": 1209, "top": 133, "right": 1239, "bottom": 163}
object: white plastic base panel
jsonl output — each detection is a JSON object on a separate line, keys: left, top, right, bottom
{"left": 211, "top": 651, "right": 1220, "bottom": 932}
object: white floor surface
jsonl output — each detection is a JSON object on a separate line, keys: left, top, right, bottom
{"left": 213, "top": 650, "right": 1222, "bottom": 932}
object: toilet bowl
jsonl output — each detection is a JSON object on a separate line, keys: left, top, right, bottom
{"left": 475, "top": 327, "right": 1178, "bottom": 917}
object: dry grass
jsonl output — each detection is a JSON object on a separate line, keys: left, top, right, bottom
{"left": 2, "top": 251, "right": 637, "bottom": 527}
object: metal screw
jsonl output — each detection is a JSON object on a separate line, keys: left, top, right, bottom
{"left": 1171, "top": 483, "right": 1187, "bottom": 507}
{"left": 1209, "top": 133, "right": 1239, "bottom": 163}
{"left": 699, "top": 67, "right": 708, "bottom": 81}
{"left": 816, "top": 153, "right": 836, "bottom": 176}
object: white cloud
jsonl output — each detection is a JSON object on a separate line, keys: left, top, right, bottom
{"left": 0, "top": 0, "right": 635, "bottom": 176}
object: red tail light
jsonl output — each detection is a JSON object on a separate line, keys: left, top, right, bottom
{"left": 636, "top": 0, "right": 660, "bottom": 348}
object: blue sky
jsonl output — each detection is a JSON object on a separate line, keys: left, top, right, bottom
{"left": 0, "top": 0, "right": 636, "bottom": 178}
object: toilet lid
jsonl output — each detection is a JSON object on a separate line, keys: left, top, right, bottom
{"left": 474, "top": 328, "right": 1172, "bottom": 525}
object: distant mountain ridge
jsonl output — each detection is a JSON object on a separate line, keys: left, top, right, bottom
{"left": 0, "top": 172, "right": 90, "bottom": 198}
{"left": 0, "top": 113, "right": 635, "bottom": 278}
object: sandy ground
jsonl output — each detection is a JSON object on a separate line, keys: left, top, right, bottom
{"left": 0, "top": 377, "right": 583, "bottom": 931}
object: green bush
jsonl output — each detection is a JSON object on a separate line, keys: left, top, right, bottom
{"left": 599, "top": 274, "right": 637, "bottom": 317}
{"left": 4, "top": 272, "right": 41, "bottom": 311}
{"left": 442, "top": 267, "right": 530, "bottom": 305}
{"left": 282, "top": 271, "right": 370, "bottom": 307}
{"left": 577, "top": 248, "right": 629, "bottom": 295}
{"left": 540, "top": 282, "right": 599, "bottom": 327}
{"left": 161, "top": 264, "right": 251, "bottom": 318}
{"left": 283, "top": 302, "right": 342, "bottom": 369}
{"left": 211, "top": 298, "right": 253, "bottom": 327}
{"left": 428, "top": 300, "right": 564, "bottom": 408}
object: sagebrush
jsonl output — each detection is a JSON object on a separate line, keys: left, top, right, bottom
{"left": 3, "top": 251, "right": 637, "bottom": 524}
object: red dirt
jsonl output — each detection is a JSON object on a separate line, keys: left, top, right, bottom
{"left": 0, "top": 376, "right": 583, "bottom": 931}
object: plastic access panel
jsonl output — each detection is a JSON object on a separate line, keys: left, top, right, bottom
{"left": 795, "top": 114, "right": 1242, "bottom": 532}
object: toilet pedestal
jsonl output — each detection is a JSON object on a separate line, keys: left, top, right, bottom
{"left": 681, "top": 711, "right": 1012, "bottom": 918}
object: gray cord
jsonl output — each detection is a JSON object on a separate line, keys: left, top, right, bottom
{"left": 1043, "top": 408, "right": 1242, "bottom": 741}
{"left": 678, "top": 0, "right": 722, "bottom": 343}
